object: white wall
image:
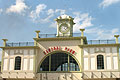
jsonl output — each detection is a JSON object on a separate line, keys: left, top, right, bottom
{"left": 106, "top": 57, "right": 111, "bottom": 69}
{"left": 90, "top": 57, "right": 95, "bottom": 70}
{"left": 4, "top": 50, "right": 8, "bottom": 57}
{"left": 3, "top": 49, "right": 35, "bottom": 72}
{"left": 23, "top": 58, "right": 28, "bottom": 70}
{"left": 9, "top": 58, "right": 14, "bottom": 70}
{"left": 3, "top": 59, "right": 8, "bottom": 70}
{"left": 84, "top": 58, "right": 88, "bottom": 70}
{"left": 30, "top": 58, "right": 33, "bottom": 70}
{"left": 83, "top": 46, "right": 119, "bottom": 71}
{"left": 113, "top": 57, "right": 118, "bottom": 69}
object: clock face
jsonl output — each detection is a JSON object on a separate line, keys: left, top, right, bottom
{"left": 59, "top": 24, "right": 70, "bottom": 33}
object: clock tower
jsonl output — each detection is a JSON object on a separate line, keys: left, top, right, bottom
{"left": 55, "top": 14, "right": 75, "bottom": 37}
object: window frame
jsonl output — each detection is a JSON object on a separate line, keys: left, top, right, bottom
{"left": 97, "top": 54, "right": 104, "bottom": 70}
{"left": 38, "top": 52, "right": 80, "bottom": 72}
{"left": 14, "top": 56, "right": 21, "bottom": 70}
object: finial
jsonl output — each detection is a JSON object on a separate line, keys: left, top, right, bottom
{"left": 80, "top": 29, "right": 85, "bottom": 37}
{"left": 114, "top": 35, "right": 119, "bottom": 44}
{"left": 35, "top": 30, "right": 40, "bottom": 38}
{"left": 2, "top": 39, "right": 8, "bottom": 47}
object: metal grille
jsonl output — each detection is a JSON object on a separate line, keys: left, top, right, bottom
{"left": 39, "top": 53, "right": 80, "bottom": 72}
{"left": 6, "top": 42, "right": 34, "bottom": 47}
{"left": 39, "top": 33, "right": 81, "bottom": 38}
{"left": 14, "top": 56, "right": 21, "bottom": 70}
{"left": 97, "top": 55, "right": 104, "bottom": 69}
{"left": 87, "top": 40, "right": 116, "bottom": 44}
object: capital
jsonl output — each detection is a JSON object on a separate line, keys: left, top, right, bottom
{"left": 114, "top": 35, "right": 119, "bottom": 38}
{"left": 80, "top": 29, "right": 85, "bottom": 32}
{"left": 35, "top": 30, "right": 40, "bottom": 33}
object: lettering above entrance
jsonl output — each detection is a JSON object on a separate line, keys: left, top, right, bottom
{"left": 43, "top": 46, "right": 76, "bottom": 55}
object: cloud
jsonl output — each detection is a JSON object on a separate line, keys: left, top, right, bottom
{"left": 47, "top": 9, "right": 54, "bottom": 15}
{"left": 49, "top": 22, "right": 57, "bottom": 28}
{"left": 99, "top": 0, "right": 120, "bottom": 8}
{"left": 30, "top": 4, "right": 47, "bottom": 20}
{"left": 40, "top": 9, "right": 55, "bottom": 23}
{"left": 48, "top": 11, "right": 93, "bottom": 30}
{"left": 85, "top": 27, "right": 119, "bottom": 39}
{"left": 43, "top": 9, "right": 66, "bottom": 23}
{"left": 0, "top": 8, "right": 3, "bottom": 13}
{"left": 73, "top": 12, "right": 93, "bottom": 32}
{"left": 30, "top": 5, "right": 66, "bottom": 23}
{"left": 55, "top": 9, "right": 66, "bottom": 15}
{"left": 97, "top": 28, "right": 119, "bottom": 39}
{"left": 6, "top": 0, "right": 28, "bottom": 15}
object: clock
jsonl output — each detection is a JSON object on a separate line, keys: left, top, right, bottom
{"left": 55, "top": 15, "right": 75, "bottom": 37}
{"left": 59, "top": 23, "right": 70, "bottom": 33}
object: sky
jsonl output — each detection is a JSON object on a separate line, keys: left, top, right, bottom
{"left": 0, "top": 0, "right": 120, "bottom": 60}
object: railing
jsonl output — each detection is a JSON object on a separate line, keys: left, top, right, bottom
{"left": 6, "top": 42, "right": 34, "bottom": 47}
{"left": 87, "top": 40, "right": 116, "bottom": 44}
{"left": 39, "top": 33, "right": 81, "bottom": 38}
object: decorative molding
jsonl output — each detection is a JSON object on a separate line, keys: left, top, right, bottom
{"left": 34, "top": 37, "right": 86, "bottom": 41}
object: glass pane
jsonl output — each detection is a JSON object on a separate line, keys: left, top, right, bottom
{"left": 51, "top": 53, "right": 68, "bottom": 71}
{"left": 14, "top": 56, "right": 21, "bottom": 70}
{"left": 39, "top": 53, "right": 80, "bottom": 71}
{"left": 40, "top": 56, "right": 49, "bottom": 71}
{"left": 69, "top": 56, "right": 80, "bottom": 71}
{"left": 97, "top": 55, "right": 104, "bottom": 69}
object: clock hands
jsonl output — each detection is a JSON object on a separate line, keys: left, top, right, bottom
{"left": 59, "top": 24, "right": 69, "bottom": 33}
{"left": 64, "top": 27, "right": 67, "bottom": 30}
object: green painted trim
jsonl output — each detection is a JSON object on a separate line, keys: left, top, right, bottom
{"left": 34, "top": 37, "right": 86, "bottom": 41}
{"left": 79, "top": 44, "right": 120, "bottom": 47}
{"left": 34, "top": 41, "right": 37, "bottom": 46}
{"left": 0, "top": 46, "right": 39, "bottom": 49}
{"left": 68, "top": 54, "right": 70, "bottom": 71}
{"left": 117, "top": 46, "right": 120, "bottom": 71}
{"left": 80, "top": 37, "right": 84, "bottom": 72}
{"left": 33, "top": 49, "right": 36, "bottom": 73}
{"left": 1, "top": 49, "right": 4, "bottom": 72}
{"left": 80, "top": 36, "right": 84, "bottom": 72}
{"left": 81, "top": 47, "right": 84, "bottom": 72}
{"left": 49, "top": 55, "right": 51, "bottom": 72}
{"left": 37, "top": 51, "right": 81, "bottom": 73}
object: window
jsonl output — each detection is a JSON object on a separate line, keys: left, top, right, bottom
{"left": 69, "top": 56, "right": 80, "bottom": 71}
{"left": 51, "top": 53, "right": 68, "bottom": 71}
{"left": 14, "top": 56, "right": 21, "bottom": 70}
{"left": 97, "top": 55, "right": 104, "bottom": 69}
{"left": 39, "top": 53, "right": 80, "bottom": 72}
{"left": 40, "top": 56, "right": 49, "bottom": 71}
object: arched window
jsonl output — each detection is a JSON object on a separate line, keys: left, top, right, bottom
{"left": 97, "top": 55, "right": 104, "bottom": 69}
{"left": 14, "top": 56, "right": 21, "bottom": 70}
{"left": 39, "top": 53, "right": 80, "bottom": 72}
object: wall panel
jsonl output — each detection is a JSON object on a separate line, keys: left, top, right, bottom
{"left": 84, "top": 48, "right": 88, "bottom": 55}
{"left": 91, "top": 57, "right": 95, "bottom": 70}
{"left": 30, "top": 50, "right": 34, "bottom": 57}
{"left": 23, "top": 58, "right": 28, "bottom": 70}
{"left": 84, "top": 58, "right": 88, "bottom": 70}
{"left": 106, "top": 57, "right": 111, "bottom": 69}
{"left": 9, "top": 59, "right": 14, "bottom": 70}
{"left": 4, "top": 50, "right": 8, "bottom": 57}
{"left": 113, "top": 57, "right": 118, "bottom": 69}
{"left": 10, "top": 50, "right": 14, "bottom": 56}
{"left": 30, "top": 58, "right": 33, "bottom": 70}
{"left": 3, "top": 59, "right": 8, "bottom": 70}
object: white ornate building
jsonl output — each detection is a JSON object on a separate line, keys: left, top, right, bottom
{"left": 0, "top": 15, "right": 120, "bottom": 80}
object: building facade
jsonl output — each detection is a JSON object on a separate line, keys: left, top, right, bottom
{"left": 0, "top": 15, "right": 120, "bottom": 80}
